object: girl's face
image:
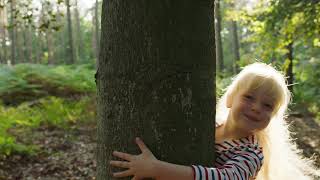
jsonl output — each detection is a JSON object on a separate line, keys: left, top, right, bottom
{"left": 227, "top": 87, "right": 278, "bottom": 133}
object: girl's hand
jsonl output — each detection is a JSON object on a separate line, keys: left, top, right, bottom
{"left": 110, "top": 137, "right": 158, "bottom": 180}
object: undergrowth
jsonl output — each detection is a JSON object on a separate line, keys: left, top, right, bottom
{"left": 0, "top": 96, "right": 96, "bottom": 156}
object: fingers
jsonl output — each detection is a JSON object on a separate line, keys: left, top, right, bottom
{"left": 135, "top": 137, "right": 149, "bottom": 153}
{"left": 110, "top": 160, "right": 130, "bottom": 168}
{"left": 113, "top": 169, "right": 133, "bottom": 178}
{"left": 113, "top": 151, "right": 132, "bottom": 161}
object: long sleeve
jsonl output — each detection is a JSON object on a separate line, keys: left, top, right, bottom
{"left": 191, "top": 147, "right": 263, "bottom": 180}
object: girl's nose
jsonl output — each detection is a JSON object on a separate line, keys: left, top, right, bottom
{"left": 251, "top": 102, "right": 261, "bottom": 113}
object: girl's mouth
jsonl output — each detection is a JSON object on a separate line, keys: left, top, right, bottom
{"left": 244, "top": 114, "right": 259, "bottom": 122}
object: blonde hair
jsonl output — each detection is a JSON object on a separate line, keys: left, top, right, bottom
{"left": 216, "top": 62, "right": 320, "bottom": 180}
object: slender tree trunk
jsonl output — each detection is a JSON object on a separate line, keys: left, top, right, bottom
{"left": 17, "top": 28, "right": 25, "bottom": 63}
{"left": 231, "top": 20, "right": 240, "bottom": 74}
{"left": 74, "top": 0, "right": 83, "bottom": 61}
{"left": 36, "top": 32, "right": 43, "bottom": 64}
{"left": 55, "top": 5, "right": 63, "bottom": 65}
{"left": 2, "top": 30, "right": 7, "bottom": 64}
{"left": 93, "top": 0, "right": 100, "bottom": 61}
{"left": 46, "top": 31, "right": 54, "bottom": 64}
{"left": 96, "top": 1, "right": 216, "bottom": 179}
{"left": 215, "top": 0, "right": 224, "bottom": 72}
{"left": 0, "top": 1, "right": 7, "bottom": 64}
{"left": 27, "top": 25, "right": 33, "bottom": 63}
{"left": 66, "top": 0, "right": 75, "bottom": 64}
{"left": 285, "top": 42, "right": 294, "bottom": 92}
{"left": 23, "top": 27, "right": 28, "bottom": 63}
{"left": 9, "top": 0, "right": 16, "bottom": 65}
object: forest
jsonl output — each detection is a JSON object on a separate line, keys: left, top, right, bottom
{"left": 0, "top": 0, "right": 319, "bottom": 179}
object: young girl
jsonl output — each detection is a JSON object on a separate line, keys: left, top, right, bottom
{"left": 109, "top": 62, "right": 319, "bottom": 180}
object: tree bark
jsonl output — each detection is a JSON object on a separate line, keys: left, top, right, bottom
{"left": 0, "top": 1, "right": 8, "bottom": 64}
{"left": 93, "top": 0, "right": 100, "bottom": 61}
{"left": 215, "top": 0, "right": 224, "bottom": 72}
{"left": 231, "top": 20, "right": 240, "bottom": 74}
{"left": 96, "top": 1, "right": 216, "bottom": 179}
{"left": 1, "top": 29, "right": 7, "bottom": 64}
{"left": 66, "top": 0, "right": 75, "bottom": 64}
{"left": 9, "top": 0, "right": 16, "bottom": 65}
{"left": 46, "top": 30, "right": 54, "bottom": 64}
{"left": 26, "top": 25, "right": 33, "bottom": 63}
{"left": 36, "top": 32, "right": 43, "bottom": 64}
{"left": 74, "top": 0, "right": 83, "bottom": 61}
{"left": 23, "top": 27, "right": 28, "bottom": 63}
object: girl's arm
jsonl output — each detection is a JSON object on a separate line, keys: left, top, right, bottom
{"left": 110, "top": 137, "right": 194, "bottom": 180}
{"left": 110, "top": 137, "right": 263, "bottom": 180}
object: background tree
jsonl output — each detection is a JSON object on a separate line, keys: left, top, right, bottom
{"left": 74, "top": 0, "right": 83, "bottom": 62}
{"left": 9, "top": 0, "right": 16, "bottom": 65}
{"left": 65, "top": 0, "right": 75, "bottom": 64}
{"left": 229, "top": 1, "right": 240, "bottom": 74}
{"left": 0, "top": 0, "right": 8, "bottom": 64}
{"left": 92, "top": 0, "right": 100, "bottom": 61}
{"left": 96, "top": 1, "right": 216, "bottom": 179}
{"left": 215, "top": 0, "right": 224, "bottom": 72}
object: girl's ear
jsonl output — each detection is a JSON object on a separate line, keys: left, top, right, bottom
{"left": 226, "top": 93, "right": 232, "bottom": 108}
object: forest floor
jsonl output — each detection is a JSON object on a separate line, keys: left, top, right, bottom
{"left": 0, "top": 112, "right": 319, "bottom": 179}
{"left": 0, "top": 120, "right": 97, "bottom": 180}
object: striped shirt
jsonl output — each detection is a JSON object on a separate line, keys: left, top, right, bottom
{"left": 191, "top": 134, "right": 263, "bottom": 180}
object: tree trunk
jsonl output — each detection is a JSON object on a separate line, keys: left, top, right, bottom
{"left": 93, "top": 0, "right": 100, "bottom": 61}
{"left": 285, "top": 42, "right": 294, "bottom": 92}
{"left": 55, "top": 5, "right": 63, "bottom": 64}
{"left": 215, "top": 0, "right": 224, "bottom": 72}
{"left": 231, "top": 21, "right": 240, "bottom": 74}
{"left": 27, "top": 25, "right": 33, "bottom": 63}
{"left": 9, "top": 0, "right": 16, "bottom": 65}
{"left": 0, "top": 1, "right": 7, "bottom": 64}
{"left": 96, "top": 1, "right": 216, "bottom": 179}
{"left": 46, "top": 30, "right": 54, "bottom": 64}
{"left": 16, "top": 27, "right": 25, "bottom": 63}
{"left": 66, "top": 0, "right": 75, "bottom": 64}
{"left": 36, "top": 32, "right": 43, "bottom": 64}
{"left": 23, "top": 27, "right": 28, "bottom": 63}
{"left": 74, "top": 0, "right": 82, "bottom": 61}
{"left": 1, "top": 29, "right": 7, "bottom": 64}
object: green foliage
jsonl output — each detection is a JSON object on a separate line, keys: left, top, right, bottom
{"left": 238, "top": 0, "right": 320, "bottom": 62}
{"left": 216, "top": 72, "right": 232, "bottom": 98}
{"left": 0, "top": 96, "right": 96, "bottom": 156}
{"left": 0, "top": 63, "right": 96, "bottom": 104}
{"left": 0, "top": 63, "right": 97, "bottom": 156}
{"left": 293, "top": 57, "right": 320, "bottom": 122}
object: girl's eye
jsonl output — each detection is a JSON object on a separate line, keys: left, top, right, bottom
{"left": 264, "top": 104, "right": 273, "bottom": 110}
{"left": 244, "top": 95, "right": 253, "bottom": 100}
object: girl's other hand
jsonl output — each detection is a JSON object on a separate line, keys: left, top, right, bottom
{"left": 110, "top": 137, "right": 158, "bottom": 179}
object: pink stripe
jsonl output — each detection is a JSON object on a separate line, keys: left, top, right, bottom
{"left": 223, "top": 153, "right": 232, "bottom": 160}
{"left": 242, "top": 153, "right": 258, "bottom": 170}
{"left": 216, "top": 169, "right": 222, "bottom": 180}
{"left": 244, "top": 154, "right": 259, "bottom": 168}
{"left": 225, "top": 169, "right": 231, "bottom": 179}
{"left": 257, "top": 151, "right": 262, "bottom": 155}
{"left": 232, "top": 140, "right": 240, "bottom": 145}
{"left": 235, "top": 171, "right": 240, "bottom": 180}
{"left": 191, "top": 166, "right": 196, "bottom": 180}
{"left": 217, "top": 144, "right": 228, "bottom": 149}
{"left": 205, "top": 167, "right": 208, "bottom": 180}
{"left": 244, "top": 160, "right": 253, "bottom": 175}
{"left": 237, "top": 162, "right": 248, "bottom": 178}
